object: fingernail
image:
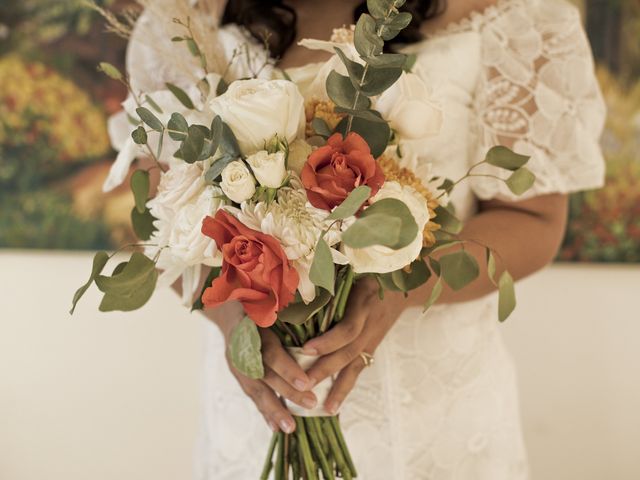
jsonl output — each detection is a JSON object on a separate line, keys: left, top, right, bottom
{"left": 325, "top": 401, "right": 339, "bottom": 415}
{"left": 302, "top": 396, "right": 317, "bottom": 409}
{"left": 294, "top": 378, "right": 308, "bottom": 391}
{"left": 280, "top": 418, "right": 295, "bottom": 433}
{"left": 267, "top": 420, "right": 278, "bottom": 432}
{"left": 302, "top": 345, "right": 318, "bottom": 356}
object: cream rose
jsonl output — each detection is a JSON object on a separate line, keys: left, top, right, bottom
{"left": 246, "top": 150, "right": 287, "bottom": 188}
{"left": 341, "top": 181, "right": 430, "bottom": 274}
{"left": 220, "top": 160, "right": 256, "bottom": 203}
{"left": 287, "top": 139, "right": 313, "bottom": 175}
{"left": 209, "top": 79, "right": 305, "bottom": 155}
{"left": 375, "top": 72, "right": 442, "bottom": 141}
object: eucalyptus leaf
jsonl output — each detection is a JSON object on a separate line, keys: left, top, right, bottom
{"left": 192, "top": 267, "right": 221, "bottom": 312}
{"left": 165, "top": 82, "right": 195, "bottom": 109}
{"left": 403, "top": 53, "right": 417, "bottom": 72}
{"left": 335, "top": 114, "right": 390, "bottom": 158}
{"left": 145, "top": 95, "right": 163, "bottom": 114}
{"left": 130, "top": 170, "right": 150, "bottom": 214}
{"left": 312, "top": 118, "right": 332, "bottom": 138}
{"left": 326, "top": 186, "right": 371, "bottom": 221}
{"left": 354, "top": 14, "right": 383, "bottom": 57}
{"left": 423, "top": 277, "right": 443, "bottom": 313}
{"left": 204, "top": 153, "right": 236, "bottom": 183}
{"left": 131, "top": 126, "right": 147, "bottom": 145}
{"left": 131, "top": 207, "right": 156, "bottom": 241}
{"left": 486, "top": 249, "right": 497, "bottom": 286}
{"left": 278, "top": 289, "right": 332, "bottom": 325}
{"left": 98, "top": 62, "right": 122, "bottom": 80}
{"left": 99, "top": 268, "right": 158, "bottom": 312}
{"left": 220, "top": 123, "right": 241, "bottom": 157}
{"left": 498, "top": 271, "right": 516, "bottom": 322}
{"left": 363, "top": 53, "right": 407, "bottom": 68}
{"left": 429, "top": 258, "right": 441, "bottom": 276}
{"left": 366, "top": 0, "right": 392, "bottom": 19}
{"left": 440, "top": 250, "right": 480, "bottom": 291}
{"left": 379, "top": 12, "right": 413, "bottom": 41}
{"left": 95, "top": 252, "right": 156, "bottom": 295}
{"left": 359, "top": 65, "right": 403, "bottom": 96}
{"left": 326, "top": 71, "right": 371, "bottom": 110}
{"left": 309, "top": 237, "right": 335, "bottom": 295}
{"left": 389, "top": 259, "right": 431, "bottom": 292}
{"left": 228, "top": 316, "right": 265, "bottom": 379}
{"left": 216, "top": 77, "right": 229, "bottom": 95}
{"left": 69, "top": 251, "right": 109, "bottom": 314}
{"left": 342, "top": 198, "right": 418, "bottom": 250}
{"left": 178, "top": 125, "right": 206, "bottom": 163}
{"left": 434, "top": 204, "right": 462, "bottom": 235}
{"left": 334, "top": 47, "right": 366, "bottom": 88}
{"left": 485, "top": 146, "right": 530, "bottom": 171}
{"left": 136, "top": 107, "right": 164, "bottom": 132}
{"left": 167, "top": 113, "right": 188, "bottom": 141}
{"left": 334, "top": 107, "right": 386, "bottom": 124}
{"left": 186, "top": 38, "right": 200, "bottom": 57}
{"left": 506, "top": 167, "right": 536, "bottom": 195}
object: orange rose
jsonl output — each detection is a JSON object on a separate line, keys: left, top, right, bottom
{"left": 201, "top": 210, "right": 299, "bottom": 327}
{"left": 301, "top": 132, "right": 385, "bottom": 211}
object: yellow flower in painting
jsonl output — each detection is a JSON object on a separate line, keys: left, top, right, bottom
{"left": 378, "top": 154, "right": 441, "bottom": 247}
{"left": 0, "top": 56, "right": 109, "bottom": 162}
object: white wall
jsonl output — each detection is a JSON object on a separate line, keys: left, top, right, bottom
{"left": 1, "top": 251, "right": 639, "bottom": 480}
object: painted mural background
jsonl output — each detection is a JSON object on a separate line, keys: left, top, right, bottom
{"left": 1, "top": 0, "right": 639, "bottom": 262}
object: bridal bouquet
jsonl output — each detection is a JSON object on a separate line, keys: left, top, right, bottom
{"left": 71, "top": 1, "right": 535, "bottom": 478}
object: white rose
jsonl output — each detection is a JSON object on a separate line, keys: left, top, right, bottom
{"left": 246, "top": 150, "right": 287, "bottom": 188}
{"left": 375, "top": 72, "right": 442, "bottom": 141}
{"left": 220, "top": 161, "right": 256, "bottom": 203}
{"left": 287, "top": 139, "right": 313, "bottom": 175}
{"left": 341, "top": 181, "right": 430, "bottom": 274}
{"left": 209, "top": 79, "right": 305, "bottom": 155}
{"left": 145, "top": 162, "right": 227, "bottom": 304}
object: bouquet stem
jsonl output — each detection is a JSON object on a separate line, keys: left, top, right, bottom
{"left": 263, "top": 416, "right": 357, "bottom": 480}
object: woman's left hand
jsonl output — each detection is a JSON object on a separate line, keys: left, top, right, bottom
{"left": 300, "top": 275, "right": 405, "bottom": 415}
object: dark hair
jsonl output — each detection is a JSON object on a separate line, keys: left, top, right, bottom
{"left": 221, "top": 1, "right": 446, "bottom": 59}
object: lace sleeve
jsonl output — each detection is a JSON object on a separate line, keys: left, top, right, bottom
{"left": 469, "top": 0, "right": 606, "bottom": 201}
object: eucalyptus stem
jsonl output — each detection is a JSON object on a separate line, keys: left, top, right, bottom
{"left": 321, "top": 418, "right": 352, "bottom": 480}
{"left": 260, "top": 432, "right": 278, "bottom": 480}
{"left": 295, "top": 417, "right": 318, "bottom": 480}
{"left": 304, "top": 418, "right": 335, "bottom": 480}
{"left": 330, "top": 417, "right": 357, "bottom": 477}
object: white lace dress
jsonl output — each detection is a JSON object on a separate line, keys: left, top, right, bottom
{"left": 124, "top": 0, "right": 606, "bottom": 478}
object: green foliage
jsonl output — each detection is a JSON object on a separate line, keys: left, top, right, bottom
{"left": 342, "top": 198, "right": 418, "bottom": 250}
{"left": 204, "top": 122, "right": 240, "bottom": 182}
{"left": 131, "top": 126, "right": 148, "bottom": 145}
{"left": 96, "top": 252, "right": 158, "bottom": 312}
{"left": 335, "top": 114, "right": 390, "bottom": 158}
{"left": 136, "top": 107, "right": 163, "bottom": 132}
{"left": 423, "top": 277, "right": 442, "bottom": 313}
{"left": 176, "top": 124, "right": 206, "bottom": 163}
{"left": 506, "top": 168, "right": 536, "bottom": 195}
{"left": 326, "top": 71, "right": 371, "bottom": 110}
{"left": 485, "top": 146, "right": 530, "bottom": 171}
{"left": 434, "top": 204, "right": 462, "bottom": 235}
{"left": 131, "top": 206, "right": 156, "bottom": 241}
{"left": 498, "top": 271, "right": 516, "bottom": 322}
{"left": 97, "top": 62, "right": 122, "bottom": 81}
{"left": 167, "top": 113, "right": 188, "bottom": 141}
{"left": 165, "top": 82, "right": 195, "bottom": 110}
{"left": 70, "top": 251, "right": 109, "bottom": 314}
{"left": 278, "top": 290, "right": 332, "bottom": 325}
{"left": 380, "top": 259, "right": 431, "bottom": 293}
{"left": 326, "top": 186, "right": 371, "bottom": 221}
{"left": 310, "top": 237, "right": 336, "bottom": 294}
{"left": 439, "top": 250, "right": 480, "bottom": 291}
{"left": 130, "top": 170, "right": 150, "bottom": 213}
{"left": 311, "top": 118, "right": 333, "bottom": 138}
{"left": 228, "top": 316, "right": 265, "bottom": 379}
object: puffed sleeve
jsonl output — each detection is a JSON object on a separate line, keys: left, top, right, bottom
{"left": 469, "top": 0, "right": 606, "bottom": 201}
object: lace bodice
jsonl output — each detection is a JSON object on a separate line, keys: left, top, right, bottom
{"left": 118, "top": 1, "right": 605, "bottom": 479}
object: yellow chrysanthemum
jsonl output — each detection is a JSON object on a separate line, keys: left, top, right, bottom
{"left": 378, "top": 154, "right": 441, "bottom": 247}
{"left": 0, "top": 56, "right": 110, "bottom": 162}
{"left": 304, "top": 98, "right": 345, "bottom": 138}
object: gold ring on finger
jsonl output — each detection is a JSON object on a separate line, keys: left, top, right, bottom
{"left": 359, "top": 352, "right": 375, "bottom": 368}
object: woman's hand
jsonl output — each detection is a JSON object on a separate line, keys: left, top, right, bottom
{"left": 301, "top": 276, "right": 406, "bottom": 415}
{"left": 216, "top": 301, "right": 317, "bottom": 433}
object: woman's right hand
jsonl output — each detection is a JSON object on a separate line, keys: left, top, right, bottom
{"left": 214, "top": 301, "right": 317, "bottom": 433}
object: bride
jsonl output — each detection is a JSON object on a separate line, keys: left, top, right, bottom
{"left": 120, "top": 0, "right": 605, "bottom": 478}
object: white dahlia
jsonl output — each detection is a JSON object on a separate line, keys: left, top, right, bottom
{"left": 234, "top": 177, "right": 347, "bottom": 303}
